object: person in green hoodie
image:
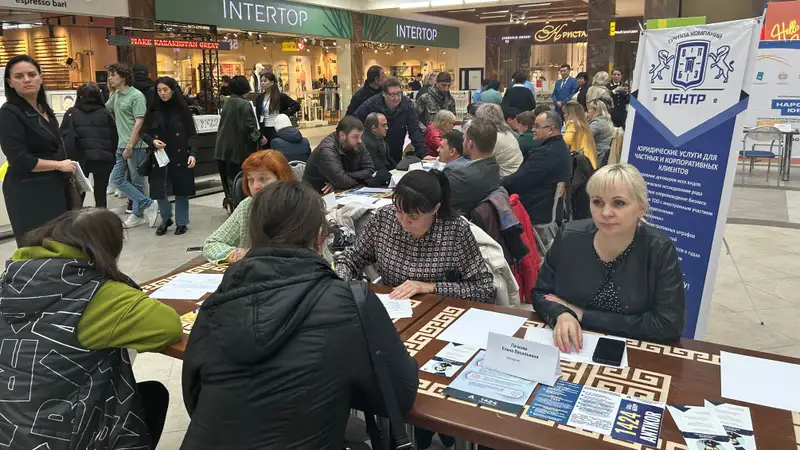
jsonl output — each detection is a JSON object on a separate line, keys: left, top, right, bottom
{"left": 515, "top": 108, "right": 551, "bottom": 161}
{"left": 0, "top": 208, "right": 182, "bottom": 449}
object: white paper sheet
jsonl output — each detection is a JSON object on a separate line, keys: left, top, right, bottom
{"left": 154, "top": 149, "right": 170, "bottom": 167}
{"left": 667, "top": 405, "right": 736, "bottom": 450}
{"left": 703, "top": 401, "right": 757, "bottom": 450}
{"left": 524, "top": 327, "right": 629, "bottom": 368}
{"left": 322, "top": 193, "right": 337, "bottom": 211}
{"left": 150, "top": 273, "right": 224, "bottom": 300}
{"left": 389, "top": 172, "right": 405, "bottom": 188}
{"left": 420, "top": 342, "right": 479, "bottom": 377}
{"left": 336, "top": 195, "right": 377, "bottom": 207}
{"left": 72, "top": 162, "right": 93, "bottom": 193}
{"left": 720, "top": 351, "right": 800, "bottom": 412}
{"left": 438, "top": 309, "right": 528, "bottom": 349}
{"left": 376, "top": 294, "right": 413, "bottom": 319}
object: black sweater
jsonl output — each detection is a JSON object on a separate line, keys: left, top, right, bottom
{"left": 60, "top": 101, "right": 118, "bottom": 165}
{"left": 501, "top": 85, "right": 537, "bottom": 113}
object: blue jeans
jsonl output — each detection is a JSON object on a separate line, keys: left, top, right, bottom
{"left": 158, "top": 197, "right": 189, "bottom": 227}
{"left": 111, "top": 148, "right": 152, "bottom": 217}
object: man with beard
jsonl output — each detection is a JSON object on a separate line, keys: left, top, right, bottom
{"left": 416, "top": 72, "right": 456, "bottom": 126}
{"left": 354, "top": 77, "right": 426, "bottom": 162}
{"left": 346, "top": 65, "right": 386, "bottom": 116}
{"left": 304, "top": 116, "right": 375, "bottom": 193}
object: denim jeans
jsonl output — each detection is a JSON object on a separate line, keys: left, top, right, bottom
{"left": 157, "top": 197, "right": 189, "bottom": 227}
{"left": 111, "top": 148, "right": 152, "bottom": 217}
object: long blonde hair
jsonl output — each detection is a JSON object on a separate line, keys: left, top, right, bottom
{"left": 592, "top": 71, "right": 610, "bottom": 87}
{"left": 587, "top": 163, "right": 650, "bottom": 213}
{"left": 588, "top": 99, "right": 612, "bottom": 123}
{"left": 564, "top": 101, "right": 597, "bottom": 157}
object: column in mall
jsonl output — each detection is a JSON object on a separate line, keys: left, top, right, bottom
{"left": 350, "top": 12, "right": 365, "bottom": 98}
{"left": 644, "top": 0, "right": 680, "bottom": 21}
{"left": 115, "top": 0, "right": 158, "bottom": 77}
{"left": 586, "top": 0, "right": 615, "bottom": 75}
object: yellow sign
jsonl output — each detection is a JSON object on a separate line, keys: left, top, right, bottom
{"left": 534, "top": 23, "right": 587, "bottom": 44}
{"left": 282, "top": 41, "right": 297, "bottom": 52}
{"left": 610, "top": 21, "right": 616, "bottom": 36}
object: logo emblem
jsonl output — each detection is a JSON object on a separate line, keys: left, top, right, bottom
{"left": 779, "top": 71, "right": 788, "bottom": 80}
{"left": 757, "top": 72, "right": 764, "bottom": 81}
{"left": 649, "top": 50, "right": 675, "bottom": 83}
{"left": 672, "top": 40, "right": 710, "bottom": 90}
{"left": 709, "top": 45, "right": 735, "bottom": 83}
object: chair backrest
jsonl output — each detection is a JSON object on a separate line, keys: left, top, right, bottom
{"left": 232, "top": 171, "right": 246, "bottom": 207}
{"left": 745, "top": 126, "right": 782, "bottom": 144}
{"left": 609, "top": 127, "right": 625, "bottom": 165}
{"left": 290, "top": 161, "right": 306, "bottom": 181}
{"left": 549, "top": 182, "right": 566, "bottom": 225}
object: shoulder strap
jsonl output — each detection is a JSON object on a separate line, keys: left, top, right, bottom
{"left": 349, "top": 281, "right": 414, "bottom": 450}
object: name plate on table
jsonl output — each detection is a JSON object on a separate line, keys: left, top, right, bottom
{"left": 484, "top": 332, "right": 561, "bottom": 386}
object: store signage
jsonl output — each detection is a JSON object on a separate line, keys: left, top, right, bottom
{"left": 282, "top": 41, "right": 297, "bottom": 52}
{"left": 490, "top": 17, "right": 640, "bottom": 44}
{"left": 0, "top": 0, "right": 129, "bottom": 17}
{"left": 155, "top": 0, "right": 353, "bottom": 39}
{"left": 363, "top": 14, "right": 460, "bottom": 49}
{"left": 533, "top": 22, "right": 587, "bottom": 43}
{"left": 107, "top": 35, "right": 232, "bottom": 50}
{"left": 763, "top": 1, "right": 800, "bottom": 40}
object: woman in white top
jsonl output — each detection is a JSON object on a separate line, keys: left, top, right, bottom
{"left": 253, "top": 71, "right": 300, "bottom": 148}
{"left": 475, "top": 103, "right": 523, "bottom": 177}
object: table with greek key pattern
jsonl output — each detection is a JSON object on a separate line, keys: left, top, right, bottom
{"left": 401, "top": 298, "right": 800, "bottom": 450}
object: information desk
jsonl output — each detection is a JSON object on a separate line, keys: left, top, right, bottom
{"left": 401, "top": 298, "right": 800, "bottom": 450}
{"left": 139, "top": 257, "right": 444, "bottom": 359}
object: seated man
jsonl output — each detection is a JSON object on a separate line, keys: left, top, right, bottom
{"left": 437, "top": 129, "right": 470, "bottom": 171}
{"left": 444, "top": 117, "right": 500, "bottom": 216}
{"left": 361, "top": 112, "right": 393, "bottom": 186}
{"left": 269, "top": 114, "right": 311, "bottom": 162}
{"left": 304, "top": 116, "right": 375, "bottom": 193}
{"left": 502, "top": 110, "right": 572, "bottom": 224}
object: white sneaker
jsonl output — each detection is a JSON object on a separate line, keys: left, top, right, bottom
{"left": 144, "top": 202, "right": 160, "bottom": 228}
{"left": 123, "top": 214, "right": 146, "bottom": 229}
{"left": 106, "top": 186, "right": 115, "bottom": 195}
{"left": 114, "top": 189, "right": 123, "bottom": 198}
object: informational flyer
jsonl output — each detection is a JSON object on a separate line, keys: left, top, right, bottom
{"left": 703, "top": 401, "right": 757, "bottom": 450}
{"left": 420, "top": 343, "right": 479, "bottom": 377}
{"left": 527, "top": 380, "right": 665, "bottom": 447}
{"left": 442, "top": 351, "right": 538, "bottom": 414}
{"left": 180, "top": 302, "right": 203, "bottom": 334}
{"left": 667, "top": 405, "right": 737, "bottom": 450}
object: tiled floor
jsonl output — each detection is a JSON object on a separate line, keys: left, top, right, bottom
{"left": 2, "top": 170, "right": 800, "bottom": 449}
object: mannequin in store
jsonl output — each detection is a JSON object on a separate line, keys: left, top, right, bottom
{"left": 250, "top": 63, "right": 264, "bottom": 94}
{"left": 263, "top": 64, "right": 283, "bottom": 93}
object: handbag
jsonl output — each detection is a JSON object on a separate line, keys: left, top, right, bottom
{"left": 348, "top": 281, "right": 415, "bottom": 450}
{"left": 65, "top": 174, "right": 82, "bottom": 210}
{"left": 136, "top": 148, "right": 156, "bottom": 177}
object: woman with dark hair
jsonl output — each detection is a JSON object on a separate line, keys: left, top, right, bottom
{"left": 183, "top": 180, "right": 418, "bottom": 449}
{"left": 479, "top": 79, "right": 503, "bottom": 105}
{"left": 202, "top": 150, "right": 295, "bottom": 264}
{"left": 141, "top": 76, "right": 198, "bottom": 236}
{"left": 215, "top": 75, "right": 264, "bottom": 213}
{"left": 0, "top": 55, "right": 77, "bottom": 245}
{"left": 336, "top": 170, "right": 495, "bottom": 301}
{"left": 0, "top": 208, "right": 182, "bottom": 449}
{"left": 574, "top": 72, "right": 589, "bottom": 110}
{"left": 59, "top": 82, "right": 118, "bottom": 208}
{"left": 608, "top": 68, "right": 630, "bottom": 128}
{"left": 254, "top": 71, "right": 300, "bottom": 148}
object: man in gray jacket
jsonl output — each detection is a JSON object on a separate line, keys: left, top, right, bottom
{"left": 304, "top": 116, "right": 375, "bottom": 193}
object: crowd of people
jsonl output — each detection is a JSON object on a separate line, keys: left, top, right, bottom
{"left": 0, "top": 55, "right": 682, "bottom": 450}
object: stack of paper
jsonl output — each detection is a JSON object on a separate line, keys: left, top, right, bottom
{"left": 376, "top": 294, "right": 413, "bottom": 319}
{"left": 720, "top": 351, "right": 800, "bottom": 412}
{"left": 524, "top": 327, "right": 629, "bottom": 368}
{"left": 437, "top": 309, "right": 528, "bottom": 349}
{"left": 420, "top": 342, "right": 479, "bottom": 377}
{"left": 151, "top": 273, "right": 224, "bottom": 300}
{"left": 667, "top": 403, "right": 755, "bottom": 450}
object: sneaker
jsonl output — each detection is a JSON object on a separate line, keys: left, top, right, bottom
{"left": 115, "top": 189, "right": 123, "bottom": 198}
{"left": 106, "top": 186, "right": 115, "bottom": 195}
{"left": 125, "top": 200, "right": 133, "bottom": 214}
{"left": 123, "top": 214, "right": 146, "bottom": 229}
{"left": 144, "top": 202, "right": 160, "bottom": 228}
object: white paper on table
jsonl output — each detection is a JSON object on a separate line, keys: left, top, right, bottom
{"left": 703, "top": 401, "right": 757, "bottom": 450}
{"left": 388, "top": 172, "right": 405, "bottom": 188}
{"left": 720, "top": 351, "right": 800, "bottom": 412}
{"left": 667, "top": 405, "right": 736, "bottom": 450}
{"left": 524, "top": 327, "right": 629, "bottom": 368}
{"left": 420, "top": 342, "right": 479, "bottom": 377}
{"left": 322, "top": 193, "right": 337, "bottom": 211}
{"left": 408, "top": 162, "right": 425, "bottom": 172}
{"left": 376, "top": 294, "right": 413, "bottom": 319}
{"left": 154, "top": 149, "right": 170, "bottom": 167}
{"left": 372, "top": 198, "right": 393, "bottom": 209}
{"left": 336, "top": 195, "right": 377, "bottom": 207}
{"left": 150, "top": 273, "right": 224, "bottom": 300}
{"left": 438, "top": 308, "right": 528, "bottom": 349}
{"left": 72, "top": 162, "right": 93, "bottom": 193}
{"left": 352, "top": 187, "right": 393, "bottom": 196}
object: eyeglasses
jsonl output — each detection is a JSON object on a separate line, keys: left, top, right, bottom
{"left": 531, "top": 124, "right": 553, "bottom": 130}
{"left": 385, "top": 91, "right": 403, "bottom": 98}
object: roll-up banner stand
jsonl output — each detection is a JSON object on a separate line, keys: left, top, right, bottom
{"left": 622, "top": 18, "right": 762, "bottom": 338}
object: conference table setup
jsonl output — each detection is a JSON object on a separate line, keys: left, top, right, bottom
{"left": 140, "top": 257, "right": 800, "bottom": 450}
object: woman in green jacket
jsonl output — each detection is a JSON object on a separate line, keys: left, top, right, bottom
{"left": 215, "top": 75, "right": 265, "bottom": 213}
{"left": 0, "top": 208, "right": 182, "bottom": 449}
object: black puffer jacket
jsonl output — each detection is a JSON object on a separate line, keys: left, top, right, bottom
{"left": 345, "top": 82, "right": 382, "bottom": 116}
{"left": 353, "top": 94, "right": 426, "bottom": 163}
{"left": 181, "top": 247, "right": 418, "bottom": 450}
{"left": 60, "top": 100, "right": 118, "bottom": 164}
{"left": 270, "top": 127, "right": 311, "bottom": 162}
{"left": 532, "top": 219, "right": 686, "bottom": 343}
{"left": 304, "top": 132, "right": 375, "bottom": 192}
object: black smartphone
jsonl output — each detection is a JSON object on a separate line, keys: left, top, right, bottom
{"left": 592, "top": 338, "right": 626, "bottom": 366}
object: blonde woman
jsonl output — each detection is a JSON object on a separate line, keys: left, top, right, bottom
{"left": 588, "top": 99, "right": 614, "bottom": 166}
{"left": 475, "top": 103, "right": 523, "bottom": 176}
{"left": 424, "top": 109, "right": 456, "bottom": 159}
{"left": 586, "top": 71, "right": 613, "bottom": 106}
{"left": 533, "top": 163, "right": 686, "bottom": 350}
{"left": 563, "top": 101, "right": 599, "bottom": 168}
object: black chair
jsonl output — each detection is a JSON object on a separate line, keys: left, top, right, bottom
{"left": 232, "top": 171, "right": 246, "bottom": 209}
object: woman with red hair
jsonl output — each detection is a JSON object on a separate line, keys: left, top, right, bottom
{"left": 202, "top": 150, "right": 294, "bottom": 263}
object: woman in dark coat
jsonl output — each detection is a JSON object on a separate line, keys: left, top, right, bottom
{"left": 60, "top": 82, "right": 118, "bottom": 208}
{"left": 254, "top": 71, "right": 300, "bottom": 148}
{"left": 141, "top": 77, "right": 198, "bottom": 236}
{"left": 0, "top": 55, "right": 77, "bottom": 246}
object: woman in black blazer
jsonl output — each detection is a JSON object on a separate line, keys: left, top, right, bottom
{"left": 533, "top": 164, "right": 686, "bottom": 351}
{"left": 254, "top": 71, "right": 300, "bottom": 148}
{"left": 141, "top": 77, "right": 198, "bottom": 236}
{"left": 0, "top": 55, "right": 77, "bottom": 245}
{"left": 501, "top": 71, "right": 537, "bottom": 113}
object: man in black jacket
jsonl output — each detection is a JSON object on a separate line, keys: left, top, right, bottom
{"left": 304, "top": 116, "right": 375, "bottom": 193}
{"left": 445, "top": 117, "right": 501, "bottom": 216}
{"left": 502, "top": 71, "right": 537, "bottom": 113}
{"left": 362, "top": 112, "right": 393, "bottom": 186}
{"left": 133, "top": 64, "right": 156, "bottom": 105}
{"left": 503, "top": 110, "right": 572, "bottom": 224}
{"left": 346, "top": 65, "right": 386, "bottom": 116}
{"left": 354, "top": 77, "right": 426, "bottom": 163}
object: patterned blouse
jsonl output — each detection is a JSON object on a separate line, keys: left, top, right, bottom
{"left": 202, "top": 196, "right": 253, "bottom": 263}
{"left": 588, "top": 242, "right": 634, "bottom": 313}
{"left": 335, "top": 206, "right": 496, "bottom": 302}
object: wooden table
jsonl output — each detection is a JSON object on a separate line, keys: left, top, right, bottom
{"left": 401, "top": 297, "right": 800, "bottom": 450}
{"left": 139, "top": 257, "right": 444, "bottom": 359}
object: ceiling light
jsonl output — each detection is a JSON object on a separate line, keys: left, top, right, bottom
{"left": 480, "top": 14, "right": 508, "bottom": 19}
{"left": 400, "top": 1, "right": 431, "bottom": 8}
{"left": 374, "top": 49, "right": 378, "bottom": 53}
{"left": 464, "top": 0, "right": 499, "bottom": 3}
{"left": 431, "top": 0, "right": 463, "bottom": 6}
{"left": 448, "top": 8, "right": 475, "bottom": 11}
{"left": 516, "top": 2, "right": 551, "bottom": 7}
{"left": 443, "top": 51, "right": 447, "bottom": 55}
{"left": 400, "top": 44, "right": 404, "bottom": 49}
{"left": 479, "top": 9, "right": 508, "bottom": 14}
{"left": 425, "top": 47, "right": 430, "bottom": 51}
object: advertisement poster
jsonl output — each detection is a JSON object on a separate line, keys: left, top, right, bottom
{"left": 621, "top": 19, "right": 762, "bottom": 338}
{"left": 527, "top": 380, "right": 666, "bottom": 447}
{"left": 288, "top": 56, "right": 312, "bottom": 93}
{"left": 667, "top": 405, "right": 738, "bottom": 450}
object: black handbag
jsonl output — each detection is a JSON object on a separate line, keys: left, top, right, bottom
{"left": 348, "top": 281, "right": 415, "bottom": 450}
{"left": 136, "top": 148, "right": 156, "bottom": 177}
